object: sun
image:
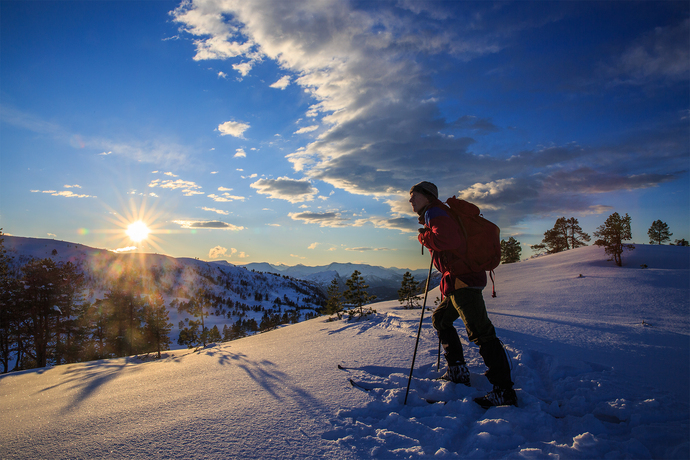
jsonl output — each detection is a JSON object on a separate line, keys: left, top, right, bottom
{"left": 126, "top": 221, "right": 150, "bottom": 243}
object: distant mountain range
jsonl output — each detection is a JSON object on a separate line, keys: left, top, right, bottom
{"left": 2, "top": 235, "right": 438, "bottom": 303}
{"left": 238, "top": 261, "right": 440, "bottom": 301}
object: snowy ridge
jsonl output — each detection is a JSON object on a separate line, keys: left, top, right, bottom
{"left": 1, "top": 244, "right": 688, "bottom": 458}
{"left": 242, "top": 261, "right": 437, "bottom": 300}
{"left": 2, "top": 235, "right": 327, "bottom": 345}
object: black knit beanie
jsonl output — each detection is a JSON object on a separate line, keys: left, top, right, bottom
{"left": 409, "top": 181, "right": 438, "bottom": 201}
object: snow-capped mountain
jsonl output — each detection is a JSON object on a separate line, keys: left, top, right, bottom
{"left": 242, "top": 261, "right": 439, "bottom": 300}
{"left": 1, "top": 235, "right": 328, "bottom": 346}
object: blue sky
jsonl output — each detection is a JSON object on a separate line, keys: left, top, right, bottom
{"left": 1, "top": 0, "right": 688, "bottom": 270}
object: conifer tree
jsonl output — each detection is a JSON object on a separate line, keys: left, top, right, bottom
{"left": 52, "top": 262, "right": 86, "bottom": 365}
{"left": 143, "top": 292, "right": 172, "bottom": 358}
{"left": 343, "top": 270, "right": 377, "bottom": 317}
{"left": 324, "top": 277, "right": 343, "bottom": 315}
{"left": 177, "top": 270, "right": 215, "bottom": 348}
{"left": 398, "top": 272, "right": 421, "bottom": 309}
{"left": 538, "top": 217, "right": 590, "bottom": 254}
{"left": 500, "top": 237, "right": 522, "bottom": 263}
{"left": 564, "top": 217, "right": 591, "bottom": 249}
{"left": 0, "top": 229, "right": 19, "bottom": 373}
{"left": 673, "top": 238, "right": 689, "bottom": 246}
{"left": 594, "top": 212, "right": 634, "bottom": 266}
{"left": 17, "top": 258, "right": 86, "bottom": 368}
{"left": 539, "top": 218, "right": 569, "bottom": 254}
{"left": 208, "top": 325, "right": 222, "bottom": 343}
{"left": 648, "top": 220, "right": 672, "bottom": 245}
{"left": 100, "top": 282, "right": 145, "bottom": 358}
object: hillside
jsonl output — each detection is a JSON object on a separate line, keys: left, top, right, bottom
{"left": 0, "top": 244, "right": 688, "bottom": 459}
{"left": 1, "top": 235, "right": 327, "bottom": 352}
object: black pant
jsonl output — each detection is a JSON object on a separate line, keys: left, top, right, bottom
{"left": 432, "top": 288, "right": 513, "bottom": 389}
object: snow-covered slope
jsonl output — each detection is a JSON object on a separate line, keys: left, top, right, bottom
{"left": 1, "top": 235, "right": 327, "bottom": 347}
{"left": 1, "top": 245, "right": 688, "bottom": 459}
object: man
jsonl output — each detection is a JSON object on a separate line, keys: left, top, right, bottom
{"left": 409, "top": 181, "right": 516, "bottom": 407}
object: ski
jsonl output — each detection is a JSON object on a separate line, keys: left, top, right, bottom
{"left": 348, "top": 378, "right": 373, "bottom": 391}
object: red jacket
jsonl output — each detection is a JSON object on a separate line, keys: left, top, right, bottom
{"left": 418, "top": 199, "right": 487, "bottom": 298}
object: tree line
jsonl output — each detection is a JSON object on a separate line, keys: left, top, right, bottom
{"left": 499, "top": 214, "right": 686, "bottom": 266}
{"left": 0, "top": 249, "right": 174, "bottom": 373}
{"left": 0, "top": 231, "right": 325, "bottom": 373}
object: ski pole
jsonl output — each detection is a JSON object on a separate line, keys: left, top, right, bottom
{"left": 404, "top": 254, "right": 434, "bottom": 405}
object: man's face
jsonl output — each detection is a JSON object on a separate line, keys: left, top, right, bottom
{"left": 409, "top": 191, "right": 430, "bottom": 214}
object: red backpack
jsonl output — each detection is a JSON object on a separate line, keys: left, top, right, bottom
{"left": 441, "top": 196, "right": 501, "bottom": 296}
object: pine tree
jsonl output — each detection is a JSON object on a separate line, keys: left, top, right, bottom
{"left": 648, "top": 220, "right": 672, "bottom": 245}
{"left": 208, "top": 325, "right": 222, "bottom": 343}
{"left": 537, "top": 217, "right": 590, "bottom": 254}
{"left": 100, "top": 284, "right": 145, "bottom": 358}
{"left": 673, "top": 238, "right": 689, "bottom": 246}
{"left": 52, "top": 262, "right": 86, "bottom": 365}
{"left": 398, "top": 272, "right": 421, "bottom": 309}
{"left": 0, "top": 229, "right": 19, "bottom": 373}
{"left": 564, "top": 217, "right": 591, "bottom": 249}
{"left": 500, "top": 237, "right": 522, "bottom": 263}
{"left": 143, "top": 292, "right": 172, "bottom": 358}
{"left": 594, "top": 212, "right": 635, "bottom": 267}
{"left": 343, "top": 270, "right": 377, "bottom": 317}
{"left": 324, "top": 277, "right": 343, "bottom": 315}
{"left": 540, "top": 218, "right": 569, "bottom": 254}
{"left": 177, "top": 270, "right": 216, "bottom": 348}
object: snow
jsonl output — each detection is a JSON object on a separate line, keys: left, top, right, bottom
{"left": 1, "top": 245, "right": 688, "bottom": 459}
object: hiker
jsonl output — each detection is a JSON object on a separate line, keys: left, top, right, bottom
{"left": 409, "top": 181, "right": 516, "bottom": 407}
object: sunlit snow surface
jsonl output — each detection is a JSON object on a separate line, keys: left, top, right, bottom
{"left": 1, "top": 245, "right": 688, "bottom": 459}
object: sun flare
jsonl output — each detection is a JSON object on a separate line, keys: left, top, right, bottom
{"left": 126, "top": 221, "right": 150, "bottom": 243}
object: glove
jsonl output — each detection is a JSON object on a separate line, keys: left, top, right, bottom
{"left": 418, "top": 228, "right": 430, "bottom": 246}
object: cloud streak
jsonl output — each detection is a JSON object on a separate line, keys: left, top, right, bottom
{"left": 171, "top": 1, "right": 688, "bottom": 228}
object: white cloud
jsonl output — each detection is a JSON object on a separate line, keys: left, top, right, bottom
{"left": 208, "top": 192, "right": 245, "bottom": 202}
{"left": 345, "top": 247, "right": 393, "bottom": 252}
{"left": 148, "top": 178, "right": 203, "bottom": 197}
{"left": 233, "top": 62, "right": 253, "bottom": 76}
{"left": 294, "top": 125, "right": 319, "bottom": 134}
{"left": 308, "top": 242, "right": 319, "bottom": 250}
{"left": 113, "top": 246, "right": 137, "bottom": 253}
{"left": 218, "top": 71, "right": 228, "bottom": 79}
{"left": 234, "top": 148, "right": 247, "bottom": 158}
{"left": 209, "top": 246, "right": 238, "bottom": 259}
{"left": 32, "top": 189, "right": 95, "bottom": 198}
{"left": 288, "top": 211, "right": 348, "bottom": 227}
{"left": 250, "top": 177, "right": 318, "bottom": 203}
{"left": 270, "top": 75, "right": 291, "bottom": 90}
{"left": 218, "top": 121, "right": 250, "bottom": 138}
{"left": 174, "top": 220, "right": 245, "bottom": 230}
{"left": 202, "top": 207, "right": 230, "bottom": 215}
{"left": 64, "top": 184, "right": 82, "bottom": 189}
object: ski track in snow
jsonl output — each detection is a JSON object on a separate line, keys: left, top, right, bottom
{"left": 0, "top": 245, "right": 688, "bottom": 459}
